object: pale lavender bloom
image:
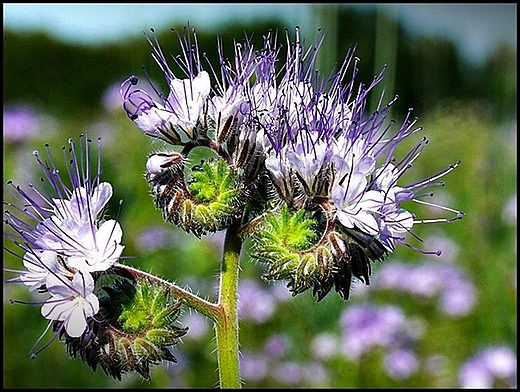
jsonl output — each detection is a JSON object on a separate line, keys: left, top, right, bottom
{"left": 263, "top": 334, "right": 291, "bottom": 358}
{"left": 384, "top": 348, "right": 419, "bottom": 380}
{"left": 332, "top": 179, "right": 384, "bottom": 236}
{"left": 339, "top": 304, "right": 417, "bottom": 359}
{"left": 311, "top": 332, "right": 340, "bottom": 359}
{"left": 40, "top": 270, "right": 99, "bottom": 338}
{"left": 40, "top": 217, "right": 123, "bottom": 273}
{"left": 238, "top": 279, "right": 276, "bottom": 323}
{"left": 459, "top": 345, "right": 517, "bottom": 388}
{"left": 3, "top": 104, "right": 41, "bottom": 142}
{"left": 240, "top": 351, "right": 269, "bottom": 382}
{"left": 374, "top": 261, "right": 476, "bottom": 316}
{"left": 180, "top": 312, "right": 210, "bottom": 340}
{"left": 4, "top": 136, "right": 122, "bottom": 351}
{"left": 121, "top": 28, "right": 211, "bottom": 144}
{"left": 12, "top": 250, "right": 63, "bottom": 291}
{"left": 439, "top": 279, "right": 476, "bottom": 316}
{"left": 253, "top": 27, "right": 463, "bottom": 256}
{"left": 136, "top": 225, "right": 176, "bottom": 251}
{"left": 268, "top": 281, "right": 294, "bottom": 302}
{"left": 423, "top": 234, "right": 461, "bottom": 263}
{"left": 102, "top": 82, "right": 124, "bottom": 112}
{"left": 5, "top": 142, "right": 124, "bottom": 273}
{"left": 302, "top": 361, "right": 330, "bottom": 386}
{"left": 273, "top": 361, "right": 304, "bottom": 385}
{"left": 5, "top": 137, "right": 124, "bottom": 264}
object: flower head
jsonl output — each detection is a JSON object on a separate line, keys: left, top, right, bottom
{"left": 4, "top": 136, "right": 187, "bottom": 380}
{"left": 122, "top": 26, "right": 464, "bottom": 301}
{"left": 246, "top": 29, "right": 463, "bottom": 300}
{"left": 121, "top": 28, "right": 210, "bottom": 144}
{"left": 4, "top": 135, "right": 123, "bottom": 350}
{"left": 5, "top": 136, "right": 124, "bottom": 274}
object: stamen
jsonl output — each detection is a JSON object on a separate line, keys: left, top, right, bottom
{"left": 28, "top": 320, "right": 62, "bottom": 359}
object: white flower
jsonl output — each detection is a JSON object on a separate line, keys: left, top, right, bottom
{"left": 41, "top": 270, "right": 99, "bottom": 338}
{"left": 167, "top": 71, "right": 211, "bottom": 132}
{"left": 60, "top": 219, "right": 124, "bottom": 272}
{"left": 332, "top": 175, "right": 384, "bottom": 235}
{"left": 53, "top": 182, "right": 113, "bottom": 225}
{"left": 285, "top": 134, "right": 332, "bottom": 196}
{"left": 19, "top": 251, "right": 62, "bottom": 291}
{"left": 133, "top": 105, "right": 178, "bottom": 138}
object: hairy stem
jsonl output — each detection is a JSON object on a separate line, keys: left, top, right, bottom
{"left": 113, "top": 220, "right": 243, "bottom": 388}
{"left": 214, "top": 221, "right": 242, "bottom": 388}
{"left": 112, "top": 263, "right": 220, "bottom": 319}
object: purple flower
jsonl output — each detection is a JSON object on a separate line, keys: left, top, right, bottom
{"left": 374, "top": 261, "right": 476, "bottom": 316}
{"left": 40, "top": 270, "right": 99, "bottom": 338}
{"left": 180, "top": 312, "right": 210, "bottom": 340}
{"left": 3, "top": 104, "right": 41, "bottom": 142}
{"left": 240, "top": 350, "right": 269, "bottom": 382}
{"left": 136, "top": 225, "right": 177, "bottom": 251}
{"left": 384, "top": 348, "right": 419, "bottom": 380}
{"left": 311, "top": 332, "right": 340, "bottom": 359}
{"left": 459, "top": 345, "right": 517, "bottom": 388}
{"left": 263, "top": 334, "right": 291, "bottom": 358}
{"left": 122, "top": 26, "right": 464, "bottom": 301}
{"left": 339, "top": 304, "right": 418, "bottom": 359}
{"left": 273, "top": 361, "right": 303, "bottom": 385}
{"left": 4, "top": 135, "right": 124, "bottom": 354}
{"left": 238, "top": 279, "right": 276, "bottom": 323}
{"left": 302, "top": 361, "right": 330, "bottom": 386}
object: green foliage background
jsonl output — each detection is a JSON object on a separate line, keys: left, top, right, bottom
{"left": 3, "top": 6, "right": 516, "bottom": 388}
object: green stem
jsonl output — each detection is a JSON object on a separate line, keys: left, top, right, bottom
{"left": 114, "top": 221, "right": 243, "bottom": 389}
{"left": 112, "top": 263, "right": 220, "bottom": 319}
{"left": 214, "top": 221, "right": 242, "bottom": 388}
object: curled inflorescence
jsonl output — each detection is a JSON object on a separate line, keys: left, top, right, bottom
{"left": 121, "top": 26, "right": 463, "bottom": 300}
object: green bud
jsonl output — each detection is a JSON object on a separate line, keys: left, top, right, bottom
{"left": 148, "top": 154, "right": 247, "bottom": 237}
{"left": 60, "top": 277, "right": 188, "bottom": 381}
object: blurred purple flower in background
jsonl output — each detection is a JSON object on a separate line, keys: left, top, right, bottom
{"left": 102, "top": 82, "right": 124, "bottom": 112}
{"left": 3, "top": 104, "right": 41, "bottom": 142}
{"left": 384, "top": 348, "right": 419, "bottom": 380}
{"left": 301, "top": 361, "right": 330, "bottom": 386}
{"left": 136, "top": 225, "right": 175, "bottom": 251}
{"left": 263, "top": 333, "right": 291, "bottom": 358}
{"left": 238, "top": 278, "right": 277, "bottom": 323}
{"left": 339, "top": 304, "right": 421, "bottom": 360}
{"left": 240, "top": 350, "right": 269, "bottom": 382}
{"left": 311, "top": 332, "right": 340, "bottom": 359}
{"left": 273, "top": 361, "right": 303, "bottom": 385}
{"left": 374, "top": 260, "right": 476, "bottom": 316}
{"left": 180, "top": 312, "right": 210, "bottom": 340}
{"left": 459, "top": 345, "right": 517, "bottom": 388}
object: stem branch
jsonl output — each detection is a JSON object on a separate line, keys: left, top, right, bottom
{"left": 112, "top": 263, "right": 220, "bottom": 319}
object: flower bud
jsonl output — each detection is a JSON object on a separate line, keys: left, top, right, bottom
{"left": 60, "top": 277, "right": 188, "bottom": 381}
{"left": 148, "top": 154, "right": 247, "bottom": 237}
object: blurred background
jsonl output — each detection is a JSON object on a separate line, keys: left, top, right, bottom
{"left": 3, "top": 3, "right": 517, "bottom": 388}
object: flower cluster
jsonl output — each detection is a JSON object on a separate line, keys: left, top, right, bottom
{"left": 121, "top": 26, "right": 463, "bottom": 301}
{"left": 4, "top": 136, "right": 186, "bottom": 380}
{"left": 5, "top": 136, "right": 123, "bottom": 340}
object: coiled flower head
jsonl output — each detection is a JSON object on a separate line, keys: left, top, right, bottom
{"left": 122, "top": 26, "right": 464, "bottom": 301}
{"left": 62, "top": 275, "right": 188, "bottom": 381}
{"left": 249, "top": 28, "right": 463, "bottom": 300}
{"left": 3, "top": 136, "right": 187, "bottom": 379}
